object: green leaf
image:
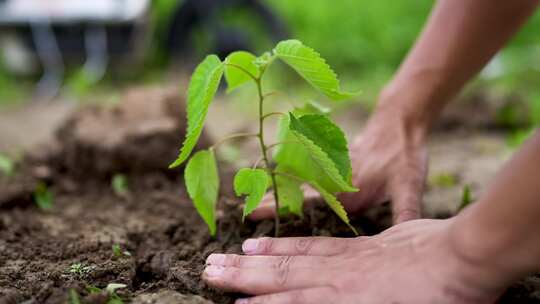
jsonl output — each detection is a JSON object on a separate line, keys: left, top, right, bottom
{"left": 254, "top": 52, "right": 274, "bottom": 70}
{"left": 294, "top": 100, "right": 331, "bottom": 116}
{"left": 34, "top": 182, "right": 54, "bottom": 211}
{"left": 274, "top": 119, "right": 356, "bottom": 194}
{"left": 312, "top": 183, "right": 358, "bottom": 235}
{"left": 224, "top": 51, "right": 259, "bottom": 93}
{"left": 234, "top": 168, "right": 270, "bottom": 220}
{"left": 278, "top": 113, "right": 356, "bottom": 194}
{"left": 170, "top": 55, "right": 224, "bottom": 168}
{"left": 275, "top": 171, "right": 304, "bottom": 217}
{"left": 111, "top": 174, "right": 129, "bottom": 197}
{"left": 458, "top": 185, "right": 474, "bottom": 211}
{"left": 289, "top": 114, "right": 352, "bottom": 182}
{"left": 185, "top": 150, "right": 219, "bottom": 236}
{"left": 274, "top": 40, "right": 359, "bottom": 101}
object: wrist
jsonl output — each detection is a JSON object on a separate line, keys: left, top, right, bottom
{"left": 448, "top": 209, "right": 521, "bottom": 294}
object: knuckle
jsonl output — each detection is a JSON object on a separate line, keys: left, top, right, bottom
{"left": 274, "top": 256, "right": 292, "bottom": 287}
{"left": 295, "top": 238, "right": 314, "bottom": 254}
{"left": 226, "top": 254, "right": 242, "bottom": 267}
{"left": 259, "top": 237, "right": 274, "bottom": 254}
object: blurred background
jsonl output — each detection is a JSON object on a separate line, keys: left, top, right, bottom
{"left": 0, "top": 0, "right": 538, "bottom": 149}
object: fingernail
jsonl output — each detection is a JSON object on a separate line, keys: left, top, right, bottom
{"left": 235, "top": 299, "right": 249, "bottom": 304}
{"left": 206, "top": 254, "right": 226, "bottom": 266}
{"left": 242, "top": 239, "right": 259, "bottom": 254}
{"left": 204, "top": 265, "right": 225, "bottom": 277}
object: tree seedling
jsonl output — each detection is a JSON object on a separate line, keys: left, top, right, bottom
{"left": 170, "top": 39, "right": 360, "bottom": 237}
{"left": 34, "top": 182, "right": 54, "bottom": 211}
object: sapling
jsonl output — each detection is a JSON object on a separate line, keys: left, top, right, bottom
{"left": 170, "top": 39, "right": 360, "bottom": 236}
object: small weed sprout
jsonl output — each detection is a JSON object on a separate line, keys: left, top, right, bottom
{"left": 111, "top": 174, "right": 129, "bottom": 197}
{"left": 34, "top": 182, "right": 54, "bottom": 211}
{"left": 112, "top": 243, "right": 131, "bottom": 258}
{"left": 66, "top": 262, "right": 95, "bottom": 279}
{"left": 170, "top": 40, "right": 361, "bottom": 236}
{"left": 458, "top": 184, "right": 474, "bottom": 211}
{"left": 0, "top": 153, "right": 15, "bottom": 177}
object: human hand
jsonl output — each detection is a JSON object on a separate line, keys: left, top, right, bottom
{"left": 251, "top": 104, "right": 429, "bottom": 224}
{"left": 203, "top": 219, "right": 504, "bottom": 304}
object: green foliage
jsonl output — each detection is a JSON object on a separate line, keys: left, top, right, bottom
{"left": 111, "top": 174, "right": 129, "bottom": 197}
{"left": 68, "top": 263, "right": 95, "bottom": 278}
{"left": 185, "top": 150, "right": 220, "bottom": 236}
{"left": 312, "top": 183, "right": 357, "bottom": 235}
{"left": 458, "top": 185, "right": 474, "bottom": 212}
{"left": 234, "top": 168, "right": 270, "bottom": 220}
{"left": 112, "top": 244, "right": 131, "bottom": 258}
{"left": 170, "top": 55, "right": 225, "bottom": 168}
{"left": 284, "top": 114, "right": 357, "bottom": 194}
{"left": 171, "top": 39, "right": 359, "bottom": 235}
{"left": 225, "top": 51, "right": 259, "bottom": 92}
{"left": 69, "top": 289, "right": 81, "bottom": 304}
{"left": 34, "top": 182, "right": 54, "bottom": 211}
{"left": 274, "top": 40, "right": 359, "bottom": 100}
{"left": 0, "top": 153, "right": 15, "bottom": 177}
{"left": 86, "top": 283, "right": 126, "bottom": 304}
{"left": 289, "top": 114, "right": 352, "bottom": 182}
{"left": 430, "top": 173, "right": 458, "bottom": 188}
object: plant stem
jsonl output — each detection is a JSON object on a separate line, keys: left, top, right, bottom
{"left": 209, "top": 132, "right": 258, "bottom": 151}
{"left": 256, "top": 78, "right": 281, "bottom": 237}
{"left": 262, "top": 112, "right": 286, "bottom": 120}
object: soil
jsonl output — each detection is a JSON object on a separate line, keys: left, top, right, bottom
{"left": 0, "top": 87, "right": 539, "bottom": 303}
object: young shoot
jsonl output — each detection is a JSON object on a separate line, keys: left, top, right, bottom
{"left": 0, "top": 153, "right": 15, "bottom": 177}
{"left": 111, "top": 174, "right": 129, "bottom": 197}
{"left": 34, "top": 182, "right": 54, "bottom": 211}
{"left": 170, "top": 39, "right": 361, "bottom": 237}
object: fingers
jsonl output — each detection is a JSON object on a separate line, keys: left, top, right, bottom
{"left": 390, "top": 175, "right": 424, "bottom": 224}
{"left": 203, "top": 263, "right": 329, "bottom": 294}
{"left": 241, "top": 237, "right": 349, "bottom": 256}
{"left": 248, "top": 186, "right": 320, "bottom": 221}
{"left": 234, "top": 287, "right": 336, "bottom": 304}
{"left": 206, "top": 253, "right": 327, "bottom": 269}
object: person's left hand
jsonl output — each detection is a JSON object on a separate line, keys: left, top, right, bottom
{"left": 203, "top": 219, "right": 503, "bottom": 304}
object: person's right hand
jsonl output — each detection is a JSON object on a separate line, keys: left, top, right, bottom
{"left": 250, "top": 104, "right": 429, "bottom": 225}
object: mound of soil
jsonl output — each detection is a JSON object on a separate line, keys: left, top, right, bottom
{"left": 0, "top": 91, "right": 539, "bottom": 303}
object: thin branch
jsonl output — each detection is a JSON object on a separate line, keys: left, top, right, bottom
{"left": 274, "top": 171, "right": 306, "bottom": 184}
{"left": 210, "top": 133, "right": 258, "bottom": 151}
{"left": 252, "top": 155, "right": 264, "bottom": 169}
{"left": 262, "top": 112, "right": 286, "bottom": 120}
{"left": 265, "top": 141, "right": 299, "bottom": 151}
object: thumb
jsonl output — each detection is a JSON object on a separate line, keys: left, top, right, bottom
{"left": 248, "top": 185, "right": 320, "bottom": 221}
{"left": 390, "top": 176, "right": 424, "bottom": 225}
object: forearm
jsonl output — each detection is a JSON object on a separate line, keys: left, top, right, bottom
{"left": 378, "top": 0, "right": 540, "bottom": 130}
{"left": 451, "top": 129, "right": 540, "bottom": 292}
